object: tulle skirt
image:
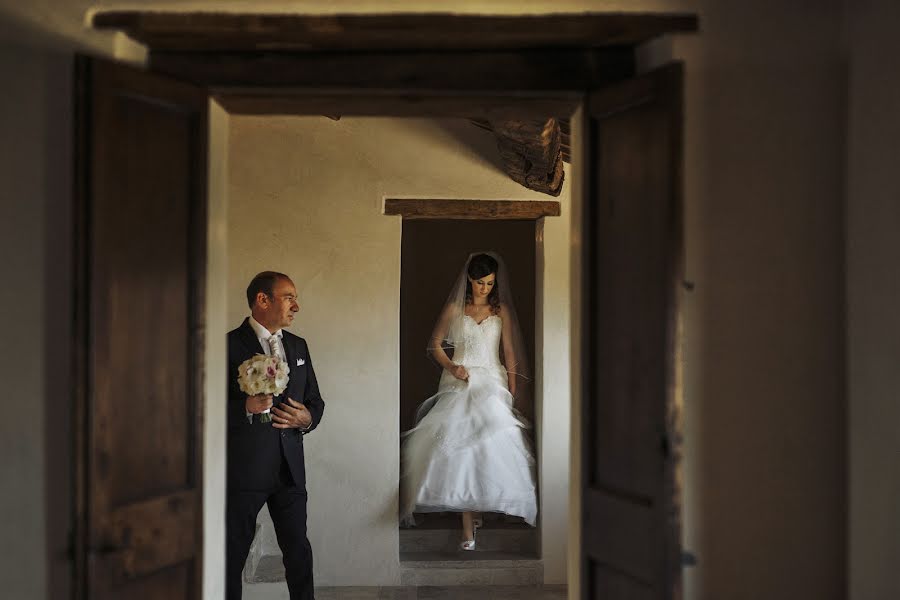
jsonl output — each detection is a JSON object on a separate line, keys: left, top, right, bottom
{"left": 400, "top": 365, "right": 538, "bottom": 526}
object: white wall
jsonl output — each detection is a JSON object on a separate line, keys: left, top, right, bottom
{"left": 204, "top": 98, "right": 230, "bottom": 600}
{"left": 0, "top": 43, "right": 73, "bottom": 600}
{"left": 227, "top": 116, "right": 573, "bottom": 586}
{"left": 537, "top": 190, "right": 573, "bottom": 584}
{"left": 671, "top": 2, "right": 846, "bottom": 598}
{"left": 845, "top": 2, "right": 900, "bottom": 599}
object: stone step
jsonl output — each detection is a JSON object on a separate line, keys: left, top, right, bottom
{"left": 248, "top": 552, "right": 545, "bottom": 587}
{"left": 400, "top": 528, "right": 537, "bottom": 554}
{"left": 243, "top": 584, "right": 567, "bottom": 599}
{"left": 247, "top": 553, "right": 289, "bottom": 584}
{"left": 399, "top": 553, "right": 543, "bottom": 586}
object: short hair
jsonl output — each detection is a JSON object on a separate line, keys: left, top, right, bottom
{"left": 246, "top": 271, "right": 289, "bottom": 308}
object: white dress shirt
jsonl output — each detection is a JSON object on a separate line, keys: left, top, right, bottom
{"left": 246, "top": 316, "right": 290, "bottom": 419}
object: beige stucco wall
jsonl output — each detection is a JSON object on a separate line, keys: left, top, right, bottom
{"left": 671, "top": 2, "right": 846, "bottom": 598}
{"left": 846, "top": 2, "right": 900, "bottom": 599}
{"left": 227, "top": 116, "right": 573, "bottom": 587}
{"left": 204, "top": 98, "right": 230, "bottom": 600}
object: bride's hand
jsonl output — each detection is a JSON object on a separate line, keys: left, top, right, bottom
{"left": 449, "top": 364, "right": 469, "bottom": 381}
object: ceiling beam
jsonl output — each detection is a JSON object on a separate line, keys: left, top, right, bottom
{"left": 92, "top": 12, "right": 698, "bottom": 52}
{"left": 384, "top": 198, "right": 561, "bottom": 220}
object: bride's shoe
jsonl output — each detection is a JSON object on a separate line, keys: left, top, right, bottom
{"left": 459, "top": 518, "right": 480, "bottom": 551}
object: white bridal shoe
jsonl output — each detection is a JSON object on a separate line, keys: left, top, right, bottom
{"left": 459, "top": 517, "right": 482, "bottom": 551}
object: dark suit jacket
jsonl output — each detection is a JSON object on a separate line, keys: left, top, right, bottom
{"left": 227, "top": 317, "right": 325, "bottom": 491}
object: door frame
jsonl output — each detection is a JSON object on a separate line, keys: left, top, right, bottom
{"left": 72, "top": 56, "right": 209, "bottom": 600}
{"left": 74, "top": 12, "right": 696, "bottom": 598}
{"left": 390, "top": 201, "right": 559, "bottom": 541}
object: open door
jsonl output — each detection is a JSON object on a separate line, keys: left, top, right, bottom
{"left": 73, "top": 57, "right": 208, "bottom": 599}
{"left": 580, "top": 63, "right": 684, "bottom": 599}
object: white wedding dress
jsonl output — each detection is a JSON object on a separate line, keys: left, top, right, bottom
{"left": 400, "top": 314, "right": 538, "bottom": 526}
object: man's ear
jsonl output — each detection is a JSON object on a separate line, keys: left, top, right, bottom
{"left": 256, "top": 292, "right": 268, "bottom": 307}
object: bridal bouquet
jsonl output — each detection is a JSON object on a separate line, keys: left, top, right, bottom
{"left": 238, "top": 354, "right": 289, "bottom": 423}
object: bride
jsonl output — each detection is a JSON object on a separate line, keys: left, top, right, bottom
{"left": 400, "top": 252, "right": 537, "bottom": 550}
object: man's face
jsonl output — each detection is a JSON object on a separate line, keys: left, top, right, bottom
{"left": 259, "top": 277, "right": 300, "bottom": 330}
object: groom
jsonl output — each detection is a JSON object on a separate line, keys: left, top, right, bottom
{"left": 227, "top": 271, "right": 325, "bottom": 600}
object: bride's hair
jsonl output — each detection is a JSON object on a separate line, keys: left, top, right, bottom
{"left": 465, "top": 253, "right": 501, "bottom": 314}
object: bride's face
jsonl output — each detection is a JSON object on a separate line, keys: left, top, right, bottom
{"left": 468, "top": 272, "right": 496, "bottom": 301}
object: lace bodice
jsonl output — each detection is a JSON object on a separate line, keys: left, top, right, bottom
{"left": 451, "top": 314, "right": 503, "bottom": 369}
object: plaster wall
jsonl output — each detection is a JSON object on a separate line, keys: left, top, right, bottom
{"left": 226, "top": 116, "right": 573, "bottom": 586}
{"left": 0, "top": 44, "right": 72, "bottom": 600}
{"left": 205, "top": 98, "right": 230, "bottom": 600}
{"left": 845, "top": 2, "right": 900, "bottom": 598}
{"left": 670, "top": 2, "right": 846, "bottom": 598}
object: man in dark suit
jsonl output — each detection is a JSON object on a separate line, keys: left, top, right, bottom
{"left": 226, "top": 271, "right": 325, "bottom": 600}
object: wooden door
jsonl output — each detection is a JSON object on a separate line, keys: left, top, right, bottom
{"left": 73, "top": 56, "right": 208, "bottom": 599}
{"left": 580, "top": 63, "right": 684, "bottom": 599}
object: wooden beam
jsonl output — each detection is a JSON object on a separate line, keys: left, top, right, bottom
{"left": 92, "top": 12, "right": 699, "bottom": 53}
{"left": 472, "top": 118, "right": 571, "bottom": 163}
{"left": 151, "top": 49, "right": 635, "bottom": 92}
{"left": 215, "top": 93, "right": 581, "bottom": 120}
{"left": 384, "top": 199, "right": 560, "bottom": 220}
{"left": 490, "top": 117, "right": 565, "bottom": 196}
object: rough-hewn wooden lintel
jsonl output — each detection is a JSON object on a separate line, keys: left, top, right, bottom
{"left": 92, "top": 12, "right": 699, "bottom": 52}
{"left": 384, "top": 199, "right": 560, "bottom": 220}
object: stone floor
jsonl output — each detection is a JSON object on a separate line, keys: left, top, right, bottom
{"left": 244, "top": 583, "right": 567, "bottom": 599}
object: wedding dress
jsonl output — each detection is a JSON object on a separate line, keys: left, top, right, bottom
{"left": 400, "top": 313, "right": 538, "bottom": 526}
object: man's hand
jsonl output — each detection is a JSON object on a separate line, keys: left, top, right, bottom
{"left": 246, "top": 394, "right": 274, "bottom": 414}
{"left": 272, "top": 398, "right": 312, "bottom": 430}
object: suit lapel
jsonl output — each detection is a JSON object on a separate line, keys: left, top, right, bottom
{"left": 282, "top": 334, "right": 295, "bottom": 375}
{"left": 282, "top": 335, "right": 298, "bottom": 405}
{"left": 237, "top": 317, "right": 265, "bottom": 356}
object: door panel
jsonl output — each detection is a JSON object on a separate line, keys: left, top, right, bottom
{"left": 581, "top": 63, "right": 684, "bottom": 600}
{"left": 74, "top": 56, "right": 207, "bottom": 600}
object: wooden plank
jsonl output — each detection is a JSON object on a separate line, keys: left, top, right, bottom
{"left": 105, "top": 490, "right": 198, "bottom": 581}
{"left": 75, "top": 55, "right": 207, "bottom": 600}
{"left": 92, "top": 12, "right": 699, "bottom": 52}
{"left": 491, "top": 118, "right": 565, "bottom": 196}
{"left": 384, "top": 199, "right": 560, "bottom": 220}
{"left": 151, "top": 49, "right": 635, "bottom": 92}
{"left": 214, "top": 92, "right": 581, "bottom": 120}
{"left": 474, "top": 118, "right": 572, "bottom": 163}
{"left": 580, "top": 63, "right": 684, "bottom": 600}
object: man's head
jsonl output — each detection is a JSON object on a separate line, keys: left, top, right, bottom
{"left": 246, "top": 271, "right": 300, "bottom": 333}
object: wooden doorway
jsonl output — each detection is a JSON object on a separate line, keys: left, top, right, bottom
{"left": 75, "top": 11, "right": 695, "bottom": 599}
{"left": 73, "top": 58, "right": 207, "bottom": 599}
{"left": 400, "top": 219, "right": 537, "bottom": 431}
{"left": 395, "top": 202, "right": 557, "bottom": 542}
